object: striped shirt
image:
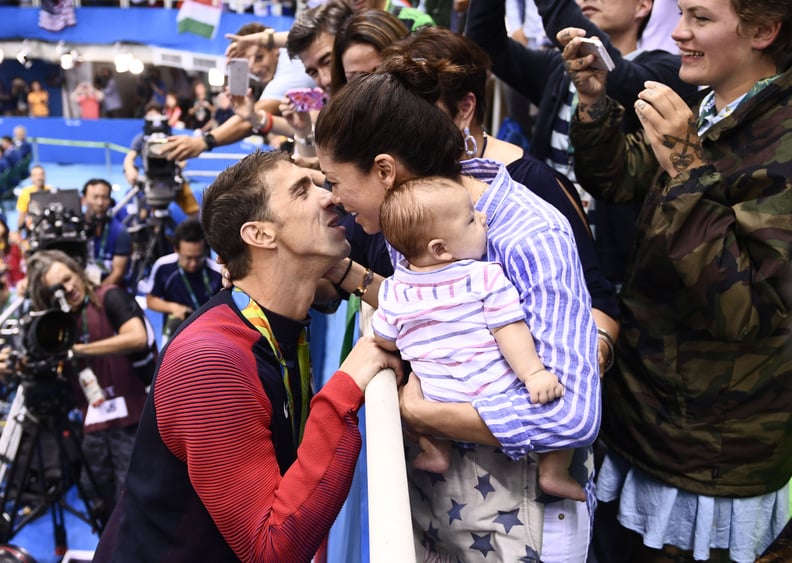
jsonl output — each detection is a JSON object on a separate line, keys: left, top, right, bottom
{"left": 373, "top": 259, "right": 527, "bottom": 402}
{"left": 391, "top": 159, "right": 600, "bottom": 459}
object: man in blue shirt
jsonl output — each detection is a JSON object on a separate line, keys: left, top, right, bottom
{"left": 142, "top": 219, "right": 222, "bottom": 342}
{"left": 83, "top": 178, "right": 132, "bottom": 287}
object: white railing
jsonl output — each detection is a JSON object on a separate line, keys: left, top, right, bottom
{"left": 360, "top": 303, "right": 415, "bottom": 563}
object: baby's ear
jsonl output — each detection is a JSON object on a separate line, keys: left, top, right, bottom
{"left": 427, "top": 238, "right": 452, "bottom": 262}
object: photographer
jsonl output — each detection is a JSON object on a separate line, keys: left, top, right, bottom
{"left": 82, "top": 178, "right": 131, "bottom": 288}
{"left": 121, "top": 102, "right": 199, "bottom": 221}
{"left": 142, "top": 219, "right": 222, "bottom": 343}
{"left": 26, "top": 250, "right": 157, "bottom": 517}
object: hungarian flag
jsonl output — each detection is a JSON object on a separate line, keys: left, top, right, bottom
{"left": 177, "top": 0, "right": 222, "bottom": 39}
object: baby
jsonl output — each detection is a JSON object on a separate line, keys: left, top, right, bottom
{"left": 372, "top": 176, "right": 585, "bottom": 501}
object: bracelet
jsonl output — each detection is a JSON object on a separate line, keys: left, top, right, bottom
{"left": 253, "top": 110, "right": 274, "bottom": 135}
{"left": 352, "top": 268, "right": 374, "bottom": 297}
{"left": 264, "top": 28, "right": 275, "bottom": 50}
{"left": 597, "top": 328, "right": 615, "bottom": 372}
{"left": 336, "top": 258, "right": 353, "bottom": 287}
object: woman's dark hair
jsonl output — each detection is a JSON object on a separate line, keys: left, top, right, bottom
{"left": 380, "top": 26, "right": 491, "bottom": 125}
{"left": 330, "top": 9, "right": 409, "bottom": 94}
{"left": 731, "top": 0, "right": 792, "bottom": 71}
{"left": 315, "top": 72, "right": 463, "bottom": 178}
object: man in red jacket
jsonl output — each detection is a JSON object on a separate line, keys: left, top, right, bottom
{"left": 95, "top": 150, "right": 402, "bottom": 562}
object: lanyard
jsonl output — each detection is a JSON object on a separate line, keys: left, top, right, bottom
{"left": 231, "top": 287, "right": 311, "bottom": 447}
{"left": 178, "top": 265, "right": 213, "bottom": 310}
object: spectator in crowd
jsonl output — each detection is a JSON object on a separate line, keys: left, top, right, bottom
{"left": 11, "top": 77, "right": 29, "bottom": 117}
{"left": 26, "top": 249, "right": 156, "bottom": 519}
{"left": 164, "top": 91, "right": 184, "bottom": 129}
{"left": 93, "top": 150, "right": 403, "bottom": 561}
{"left": 329, "top": 8, "right": 409, "bottom": 94}
{"left": 563, "top": 0, "right": 792, "bottom": 560}
{"left": 186, "top": 80, "right": 214, "bottom": 132}
{"left": 211, "top": 91, "right": 235, "bottom": 127}
{"left": 82, "top": 178, "right": 132, "bottom": 287}
{"left": 315, "top": 71, "right": 599, "bottom": 562}
{"left": 146, "top": 68, "right": 167, "bottom": 106}
{"left": 161, "top": 2, "right": 353, "bottom": 169}
{"left": 98, "top": 67, "right": 124, "bottom": 118}
{"left": 143, "top": 219, "right": 222, "bottom": 342}
{"left": 16, "top": 165, "right": 55, "bottom": 234}
{"left": 465, "top": 0, "right": 697, "bottom": 288}
{"left": 227, "top": 21, "right": 318, "bottom": 116}
{"left": 160, "top": 15, "right": 325, "bottom": 163}
{"left": 27, "top": 80, "right": 49, "bottom": 118}
{"left": 70, "top": 80, "right": 104, "bottom": 120}
{"left": 0, "top": 79, "right": 13, "bottom": 116}
{"left": 340, "top": 0, "right": 434, "bottom": 31}
{"left": 0, "top": 217, "right": 24, "bottom": 289}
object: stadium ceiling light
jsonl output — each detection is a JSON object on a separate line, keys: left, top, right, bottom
{"left": 57, "top": 41, "right": 79, "bottom": 70}
{"left": 207, "top": 68, "right": 224, "bottom": 87}
{"left": 16, "top": 48, "right": 32, "bottom": 69}
{"left": 129, "top": 57, "right": 144, "bottom": 75}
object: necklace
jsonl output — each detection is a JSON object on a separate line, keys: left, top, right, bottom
{"left": 480, "top": 133, "right": 488, "bottom": 158}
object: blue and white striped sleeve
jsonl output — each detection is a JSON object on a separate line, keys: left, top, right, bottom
{"left": 473, "top": 222, "right": 601, "bottom": 460}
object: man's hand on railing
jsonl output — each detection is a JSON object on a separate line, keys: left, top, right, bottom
{"left": 340, "top": 336, "right": 404, "bottom": 393}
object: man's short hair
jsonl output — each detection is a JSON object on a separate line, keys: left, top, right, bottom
{"left": 173, "top": 218, "right": 205, "bottom": 249}
{"left": 286, "top": 0, "right": 353, "bottom": 60}
{"left": 82, "top": 178, "right": 112, "bottom": 196}
{"left": 201, "top": 150, "right": 290, "bottom": 280}
{"left": 236, "top": 21, "right": 270, "bottom": 36}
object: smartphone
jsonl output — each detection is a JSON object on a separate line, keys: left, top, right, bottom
{"left": 577, "top": 37, "right": 616, "bottom": 72}
{"left": 285, "top": 87, "right": 327, "bottom": 112}
{"left": 227, "top": 58, "right": 250, "bottom": 96}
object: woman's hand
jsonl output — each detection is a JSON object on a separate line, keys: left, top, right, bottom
{"left": 634, "top": 81, "right": 705, "bottom": 177}
{"left": 398, "top": 373, "right": 426, "bottom": 433}
{"left": 557, "top": 27, "right": 609, "bottom": 121}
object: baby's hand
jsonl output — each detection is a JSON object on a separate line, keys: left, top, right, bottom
{"left": 525, "top": 369, "right": 564, "bottom": 404}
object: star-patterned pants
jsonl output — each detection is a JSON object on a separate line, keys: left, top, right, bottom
{"left": 407, "top": 440, "right": 545, "bottom": 562}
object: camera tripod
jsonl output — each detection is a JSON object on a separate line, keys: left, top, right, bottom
{"left": 113, "top": 181, "right": 178, "bottom": 293}
{"left": 126, "top": 210, "right": 176, "bottom": 292}
{"left": 0, "top": 380, "right": 107, "bottom": 553}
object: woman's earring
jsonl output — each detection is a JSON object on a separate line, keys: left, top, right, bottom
{"left": 463, "top": 127, "right": 478, "bottom": 157}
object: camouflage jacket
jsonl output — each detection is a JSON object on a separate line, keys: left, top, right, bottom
{"left": 570, "top": 67, "right": 792, "bottom": 497}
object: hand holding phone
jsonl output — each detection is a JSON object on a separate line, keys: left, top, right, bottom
{"left": 227, "top": 58, "right": 250, "bottom": 96}
{"left": 577, "top": 37, "right": 616, "bottom": 72}
{"left": 285, "top": 88, "right": 327, "bottom": 113}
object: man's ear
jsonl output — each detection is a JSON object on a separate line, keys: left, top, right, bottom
{"left": 240, "top": 220, "right": 277, "bottom": 250}
{"left": 373, "top": 154, "right": 398, "bottom": 190}
{"left": 427, "top": 238, "right": 453, "bottom": 262}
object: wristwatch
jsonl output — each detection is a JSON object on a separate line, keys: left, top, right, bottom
{"left": 203, "top": 132, "right": 217, "bottom": 152}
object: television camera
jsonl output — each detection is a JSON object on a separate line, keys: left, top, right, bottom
{"left": 26, "top": 190, "right": 87, "bottom": 269}
{"left": 139, "top": 115, "right": 184, "bottom": 211}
